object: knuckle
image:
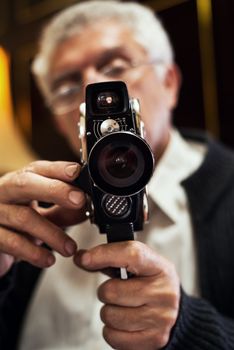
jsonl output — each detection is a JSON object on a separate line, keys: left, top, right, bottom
{"left": 100, "top": 305, "right": 109, "bottom": 324}
{"left": 23, "top": 161, "right": 37, "bottom": 172}
{"left": 169, "top": 291, "right": 179, "bottom": 310}
{"left": 30, "top": 247, "right": 44, "bottom": 265}
{"left": 159, "top": 311, "right": 177, "bottom": 334}
{"left": 13, "top": 169, "right": 29, "bottom": 189}
{"left": 48, "top": 179, "right": 61, "bottom": 196}
{"left": 160, "top": 290, "right": 179, "bottom": 312}
{"left": 14, "top": 206, "right": 32, "bottom": 226}
{"left": 127, "top": 241, "right": 145, "bottom": 266}
{"left": 6, "top": 234, "right": 21, "bottom": 252}
{"left": 0, "top": 172, "right": 12, "bottom": 187}
{"left": 102, "top": 326, "right": 111, "bottom": 345}
{"left": 159, "top": 333, "right": 170, "bottom": 348}
{"left": 164, "top": 261, "right": 177, "bottom": 278}
{"left": 24, "top": 160, "right": 48, "bottom": 172}
{"left": 166, "top": 313, "right": 177, "bottom": 329}
{"left": 102, "top": 326, "right": 118, "bottom": 350}
{"left": 100, "top": 281, "right": 115, "bottom": 303}
{"left": 0, "top": 204, "right": 12, "bottom": 224}
{"left": 153, "top": 331, "right": 170, "bottom": 349}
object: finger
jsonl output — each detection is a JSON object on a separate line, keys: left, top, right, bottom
{"left": 0, "top": 171, "right": 85, "bottom": 209}
{"left": 74, "top": 241, "right": 167, "bottom": 277}
{"left": 0, "top": 203, "right": 77, "bottom": 257}
{"left": 21, "top": 160, "right": 81, "bottom": 182}
{"left": 101, "top": 304, "right": 157, "bottom": 332}
{"left": 98, "top": 276, "right": 178, "bottom": 307}
{"left": 98, "top": 277, "right": 149, "bottom": 307}
{"left": 36, "top": 204, "right": 87, "bottom": 227}
{"left": 103, "top": 326, "right": 168, "bottom": 350}
{"left": 0, "top": 253, "right": 15, "bottom": 277}
{"left": 0, "top": 226, "right": 55, "bottom": 268}
{"left": 101, "top": 302, "right": 177, "bottom": 333}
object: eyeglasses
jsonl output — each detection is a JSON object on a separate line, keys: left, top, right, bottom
{"left": 48, "top": 58, "right": 163, "bottom": 115}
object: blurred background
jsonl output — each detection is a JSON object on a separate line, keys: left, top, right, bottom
{"left": 0, "top": 0, "right": 234, "bottom": 175}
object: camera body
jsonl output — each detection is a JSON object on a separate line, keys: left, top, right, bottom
{"left": 77, "top": 81, "right": 154, "bottom": 242}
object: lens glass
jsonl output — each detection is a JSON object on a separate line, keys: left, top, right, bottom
{"left": 88, "top": 132, "right": 154, "bottom": 196}
{"left": 104, "top": 146, "right": 137, "bottom": 179}
{"left": 97, "top": 92, "right": 119, "bottom": 109}
{"left": 97, "top": 141, "right": 144, "bottom": 188}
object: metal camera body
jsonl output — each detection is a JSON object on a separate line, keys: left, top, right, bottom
{"left": 78, "top": 81, "right": 154, "bottom": 242}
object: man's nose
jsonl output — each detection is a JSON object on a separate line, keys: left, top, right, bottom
{"left": 82, "top": 67, "right": 107, "bottom": 86}
{"left": 81, "top": 66, "right": 117, "bottom": 99}
{"left": 80, "top": 67, "right": 105, "bottom": 98}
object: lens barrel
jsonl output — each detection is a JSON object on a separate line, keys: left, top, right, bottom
{"left": 88, "top": 131, "right": 154, "bottom": 196}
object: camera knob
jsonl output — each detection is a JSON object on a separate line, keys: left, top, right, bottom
{"left": 131, "top": 98, "right": 140, "bottom": 114}
{"left": 77, "top": 115, "right": 87, "bottom": 163}
{"left": 100, "top": 119, "right": 120, "bottom": 135}
{"left": 79, "top": 102, "right": 86, "bottom": 116}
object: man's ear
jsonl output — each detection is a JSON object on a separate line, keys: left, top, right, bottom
{"left": 164, "top": 64, "right": 182, "bottom": 109}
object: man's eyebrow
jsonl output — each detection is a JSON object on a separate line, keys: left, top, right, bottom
{"left": 96, "top": 46, "right": 132, "bottom": 64}
{"left": 50, "top": 46, "right": 131, "bottom": 91}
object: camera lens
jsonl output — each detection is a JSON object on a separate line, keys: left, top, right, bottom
{"left": 97, "top": 92, "right": 119, "bottom": 109}
{"left": 88, "top": 132, "right": 154, "bottom": 196}
{"left": 103, "top": 146, "right": 138, "bottom": 179}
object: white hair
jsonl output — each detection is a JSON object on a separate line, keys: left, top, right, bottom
{"left": 32, "top": 0, "right": 174, "bottom": 100}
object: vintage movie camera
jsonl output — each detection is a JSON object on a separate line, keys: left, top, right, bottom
{"left": 77, "top": 81, "right": 155, "bottom": 244}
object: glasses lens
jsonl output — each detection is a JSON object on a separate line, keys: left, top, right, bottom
{"left": 51, "top": 84, "right": 81, "bottom": 114}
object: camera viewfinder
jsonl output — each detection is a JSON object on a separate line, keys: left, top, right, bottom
{"left": 97, "top": 92, "right": 119, "bottom": 109}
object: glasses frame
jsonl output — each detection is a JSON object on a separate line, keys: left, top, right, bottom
{"left": 48, "top": 58, "right": 165, "bottom": 116}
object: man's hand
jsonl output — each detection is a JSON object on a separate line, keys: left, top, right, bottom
{"left": 75, "top": 241, "right": 180, "bottom": 350}
{"left": 0, "top": 161, "right": 86, "bottom": 277}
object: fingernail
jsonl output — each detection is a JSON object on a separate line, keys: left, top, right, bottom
{"left": 81, "top": 252, "right": 91, "bottom": 266}
{"left": 65, "top": 240, "right": 77, "bottom": 256}
{"left": 65, "top": 164, "right": 79, "bottom": 177}
{"left": 47, "top": 255, "right": 56, "bottom": 266}
{"left": 69, "top": 191, "right": 82, "bottom": 205}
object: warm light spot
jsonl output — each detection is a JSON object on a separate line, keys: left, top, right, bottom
{"left": 0, "top": 46, "right": 36, "bottom": 172}
{"left": 0, "top": 46, "right": 13, "bottom": 122}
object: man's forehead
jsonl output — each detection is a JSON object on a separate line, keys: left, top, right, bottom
{"left": 53, "top": 19, "right": 145, "bottom": 56}
{"left": 50, "top": 23, "right": 147, "bottom": 78}
{"left": 50, "top": 46, "right": 133, "bottom": 88}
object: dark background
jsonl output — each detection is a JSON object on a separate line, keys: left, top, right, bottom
{"left": 1, "top": 0, "right": 234, "bottom": 161}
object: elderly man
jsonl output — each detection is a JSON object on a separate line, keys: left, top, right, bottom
{"left": 0, "top": 1, "right": 234, "bottom": 349}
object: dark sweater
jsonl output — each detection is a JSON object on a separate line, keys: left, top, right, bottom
{"left": 1, "top": 132, "right": 234, "bottom": 349}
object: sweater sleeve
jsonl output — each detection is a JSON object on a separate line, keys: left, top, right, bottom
{"left": 0, "top": 262, "right": 41, "bottom": 350}
{"left": 0, "top": 265, "right": 18, "bottom": 346}
{"left": 165, "top": 289, "right": 234, "bottom": 350}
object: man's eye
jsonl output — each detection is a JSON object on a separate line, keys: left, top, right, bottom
{"left": 105, "top": 66, "right": 126, "bottom": 76}
{"left": 103, "top": 65, "right": 127, "bottom": 77}
{"left": 55, "top": 84, "right": 81, "bottom": 98}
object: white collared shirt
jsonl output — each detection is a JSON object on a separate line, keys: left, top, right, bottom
{"left": 19, "top": 129, "right": 206, "bottom": 350}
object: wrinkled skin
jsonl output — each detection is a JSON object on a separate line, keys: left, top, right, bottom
{"left": 75, "top": 242, "right": 180, "bottom": 350}
{"left": 0, "top": 161, "right": 85, "bottom": 276}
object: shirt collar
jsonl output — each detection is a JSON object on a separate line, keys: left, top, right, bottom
{"left": 147, "top": 128, "right": 206, "bottom": 223}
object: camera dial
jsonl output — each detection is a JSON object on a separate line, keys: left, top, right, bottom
{"left": 100, "top": 119, "right": 120, "bottom": 135}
